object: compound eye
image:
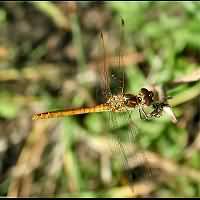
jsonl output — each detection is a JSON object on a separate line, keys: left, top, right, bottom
{"left": 140, "top": 88, "right": 149, "bottom": 95}
{"left": 138, "top": 97, "right": 142, "bottom": 102}
{"left": 149, "top": 91, "right": 154, "bottom": 97}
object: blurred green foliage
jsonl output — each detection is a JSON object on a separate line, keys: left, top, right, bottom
{"left": 0, "top": 1, "right": 200, "bottom": 197}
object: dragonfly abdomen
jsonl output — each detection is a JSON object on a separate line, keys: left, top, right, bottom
{"left": 32, "top": 103, "right": 110, "bottom": 120}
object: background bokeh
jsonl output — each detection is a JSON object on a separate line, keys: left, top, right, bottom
{"left": 0, "top": 1, "right": 200, "bottom": 197}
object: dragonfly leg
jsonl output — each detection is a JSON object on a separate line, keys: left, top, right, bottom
{"left": 148, "top": 112, "right": 161, "bottom": 119}
{"left": 139, "top": 106, "right": 152, "bottom": 120}
{"left": 149, "top": 102, "right": 164, "bottom": 118}
{"left": 139, "top": 107, "right": 144, "bottom": 120}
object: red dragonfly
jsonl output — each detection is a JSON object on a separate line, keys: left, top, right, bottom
{"left": 32, "top": 18, "right": 176, "bottom": 195}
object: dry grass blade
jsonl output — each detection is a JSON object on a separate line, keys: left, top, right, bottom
{"left": 128, "top": 151, "right": 200, "bottom": 183}
{"left": 106, "top": 181, "right": 155, "bottom": 197}
{"left": 0, "top": 47, "right": 9, "bottom": 59}
{"left": 169, "top": 81, "right": 200, "bottom": 107}
{"left": 7, "top": 120, "right": 57, "bottom": 197}
{"left": 185, "top": 130, "right": 200, "bottom": 159}
{"left": 0, "top": 65, "right": 62, "bottom": 82}
{"left": 173, "top": 69, "right": 200, "bottom": 84}
{"left": 31, "top": 2, "right": 70, "bottom": 31}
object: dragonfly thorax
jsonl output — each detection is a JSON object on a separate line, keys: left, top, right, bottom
{"left": 106, "top": 94, "right": 128, "bottom": 112}
{"left": 106, "top": 88, "right": 155, "bottom": 112}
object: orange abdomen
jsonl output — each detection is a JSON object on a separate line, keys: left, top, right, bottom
{"left": 32, "top": 103, "right": 110, "bottom": 120}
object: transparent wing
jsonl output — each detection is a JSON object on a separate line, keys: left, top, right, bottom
{"left": 97, "top": 17, "right": 126, "bottom": 101}
{"left": 124, "top": 109, "right": 153, "bottom": 181}
{"left": 107, "top": 110, "right": 154, "bottom": 196}
{"left": 116, "top": 17, "right": 126, "bottom": 95}
{"left": 98, "top": 32, "right": 112, "bottom": 101}
{"left": 107, "top": 111, "right": 135, "bottom": 195}
{"left": 110, "top": 17, "right": 126, "bottom": 95}
{"left": 98, "top": 18, "right": 154, "bottom": 196}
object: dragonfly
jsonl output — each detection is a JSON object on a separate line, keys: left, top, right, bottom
{"left": 32, "top": 19, "right": 175, "bottom": 122}
{"left": 32, "top": 18, "right": 176, "bottom": 195}
{"left": 32, "top": 87, "right": 167, "bottom": 120}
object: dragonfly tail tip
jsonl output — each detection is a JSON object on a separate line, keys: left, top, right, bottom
{"left": 32, "top": 114, "right": 39, "bottom": 120}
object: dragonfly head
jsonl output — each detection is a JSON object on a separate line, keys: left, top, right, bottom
{"left": 124, "top": 88, "right": 154, "bottom": 108}
{"left": 124, "top": 93, "right": 138, "bottom": 108}
{"left": 138, "top": 88, "right": 154, "bottom": 106}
